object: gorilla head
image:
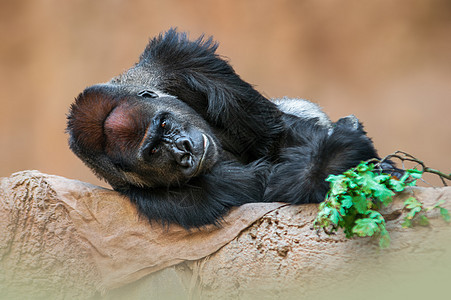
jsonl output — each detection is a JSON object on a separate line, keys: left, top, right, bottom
{"left": 67, "top": 84, "right": 221, "bottom": 190}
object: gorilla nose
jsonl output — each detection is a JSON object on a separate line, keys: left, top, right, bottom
{"left": 175, "top": 137, "right": 193, "bottom": 154}
{"left": 172, "top": 137, "right": 195, "bottom": 168}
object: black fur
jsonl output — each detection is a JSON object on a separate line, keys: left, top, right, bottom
{"left": 264, "top": 116, "right": 379, "bottom": 204}
{"left": 68, "top": 29, "right": 391, "bottom": 228}
{"left": 119, "top": 161, "right": 268, "bottom": 228}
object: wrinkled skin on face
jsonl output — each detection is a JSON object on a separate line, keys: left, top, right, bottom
{"left": 67, "top": 84, "right": 221, "bottom": 189}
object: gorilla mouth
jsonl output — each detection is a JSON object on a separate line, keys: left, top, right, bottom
{"left": 192, "top": 134, "right": 210, "bottom": 177}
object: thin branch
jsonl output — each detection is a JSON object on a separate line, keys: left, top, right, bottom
{"left": 375, "top": 150, "right": 450, "bottom": 187}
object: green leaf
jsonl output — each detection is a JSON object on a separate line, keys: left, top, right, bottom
{"left": 389, "top": 178, "right": 406, "bottom": 192}
{"left": 352, "top": 218, "right": 380, "bottom": 237}
{"left": 373, "top": 185, "right": 395, "bottom": 204}
{"left": 440, "top": 207, "right": 451, "bottom": 222}
{"left": 329, "top": 208, "right": 342, "bottom": 225}
{"left": 356, "top": 172, "right": 394, "bottom": 203}
{"left": 406, "top": 207, "right": 422, "bottom": 220}
{"left": 343, "top": 169, "right": 358, "bottom": 178}
{"left": 347, "top": 181, "right": 357, "bottom": 189}
{"left": 356, "top": 163, "right": 370, "bottom": 172}
{"left": 402, "top": 218, "right": 412, "bottom": 228}
{"left": 404, "top": 197, "right": 422, "bottom": 209}
{"left": 378, "top": 228, "right": 391, "bottom": 249}
{"left": 322, "top": 206, "right": 332, "bottom": 214}
{"left": 329, "top": 176, "right": 348, "bottom": 195}
{"left": 399, "top": 172, "right": 410, "bottom": 183}
{"left": 353, "top": 194, "right": 368, "bottom": 214}
{"left": 407, "top": 169, "right": 423, "bottom": 179}
{"left": 367, "top": 211, "right": 384, "bottom": 223}
{"left": 374, "top": 174, "right": 391, "bottom": 183}
{"left": 328, "top": 195, "right": 340, "bottom": 207}
{"left": 431, "top": 199, "right": 446, "bottom": 209}
{"left": 406, "top": 180, "right": 417, "bottom": 186}
{"left": 418, "top": 215, "right": 430, "bottom": 226}
{"left": 325, "top": 174, "right": 339, "bottom": 182}
{"left": 356, "top": 172, "right": 377, "bottom": 194}
{"left": 344, "top": 228, "right": 354, "bottom": 239}
{"left": 341, "top": 195, "right": 354, "bottom": 209}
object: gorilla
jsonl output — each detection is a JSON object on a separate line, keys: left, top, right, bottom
{"left": 67, "top": 29, "right": 391, "bottom": 228}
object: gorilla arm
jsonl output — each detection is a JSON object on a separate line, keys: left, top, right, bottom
{"left": 120, "top": 161, "right": 267, "bottom": 228}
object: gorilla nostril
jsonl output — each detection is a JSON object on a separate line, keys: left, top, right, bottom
{"left": 183, "top": 140, "right": 191, "bottom": 152}
{"left": 175, "top": 137, "right": 193, "bottom": 153}
{"left": 180, "top": 154, "right": 192, "bottom": 167}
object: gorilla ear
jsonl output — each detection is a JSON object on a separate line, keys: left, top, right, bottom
{"left": 336, "top": 115, "right": 364, "bottom": 132}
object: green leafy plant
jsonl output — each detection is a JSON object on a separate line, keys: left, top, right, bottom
{"left": 402, "top": 196, "right": 450, "bottom": 228}
{"left": 313, "top": 151, "right": 450, "bottom": 248}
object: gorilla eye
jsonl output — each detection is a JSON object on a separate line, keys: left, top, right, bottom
{"left": 158, "top": 116, "right": 170, "bottom": 130}
{"left": 137, "top": 90, "right": 158, "bottom": 98}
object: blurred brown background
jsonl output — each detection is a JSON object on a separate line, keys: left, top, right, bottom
{"left": 1, "top": 0, "right": 450, "bottom": 188}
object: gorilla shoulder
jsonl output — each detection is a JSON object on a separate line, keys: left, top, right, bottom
{"left": 272, "top": 97, "right": 331, "bottom": 129}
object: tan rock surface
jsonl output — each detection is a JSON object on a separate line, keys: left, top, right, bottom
{"left": 191, "top": 187, "right": 451, "bottom": 299}
{"left": 0, "top": 171, "right": 283, "bottom": 298}
{"left": 1, "top": 170, "right": 450, "bottom": 299}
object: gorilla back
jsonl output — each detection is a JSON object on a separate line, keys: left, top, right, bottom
{"left": 67, "top": 29, "right": 387, "bottom": 228}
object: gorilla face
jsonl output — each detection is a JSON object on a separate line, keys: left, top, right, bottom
{"left": 67, "top": 84, "right": 221, "bottom": 189}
